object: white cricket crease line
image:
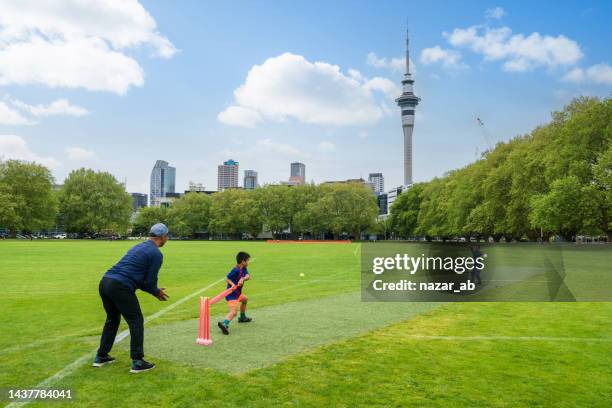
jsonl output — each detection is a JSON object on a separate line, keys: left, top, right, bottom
{"left": 353, "top": 245, "right": 359, "bottom": 256}
{"left": 383, "top": 334, "right": 612, "bottom": 342}
{"left": 5, "top": 278, "right": 225, "bottom": 408}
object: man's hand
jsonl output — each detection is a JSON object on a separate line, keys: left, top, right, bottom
{"left": 157, "top": 287, "right": 169, "bottom": 301}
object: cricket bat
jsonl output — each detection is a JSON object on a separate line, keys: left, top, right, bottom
{"left": 209, "top": 286, "right": 237, "bottom": 305}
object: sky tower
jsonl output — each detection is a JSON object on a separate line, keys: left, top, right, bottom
{"left": 395, "top": 29, "right": 420, "bottom": 186}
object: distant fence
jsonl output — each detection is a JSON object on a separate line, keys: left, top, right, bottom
{"left": 266, "top": 240, "right": 352, "bottom": 244}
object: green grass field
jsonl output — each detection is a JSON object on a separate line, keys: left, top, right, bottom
{"left": 1, "top": 240, "right": 611, "bottom": 407}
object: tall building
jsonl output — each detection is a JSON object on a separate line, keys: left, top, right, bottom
{"left": 395, "top": 30, "right": 420, "bottom": 186}
{"left": 244, "top": 170, "right": 258, "bottom": 190}
{"left": 290, "top": 162, "right": 306, "bottom": 185}
{"left": 218, "top": 159, "right": 239, "bottom": 190}
{"left": 150, "top": 160, "right": 176, "bottom": 207}
{"left": 368, "top": 173, "right": 385, "bottom": 195}
{"left": 130, "top": 193, "right": 148, "bottom": 213}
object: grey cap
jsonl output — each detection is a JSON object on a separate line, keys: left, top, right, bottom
{"left": 150, "top": 223, "right": 169, "bottom": 237}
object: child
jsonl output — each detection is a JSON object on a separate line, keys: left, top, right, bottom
{"left": 218, "top": 251, "right": 252, "bottom": 335}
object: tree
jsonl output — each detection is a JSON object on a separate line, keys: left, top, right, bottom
{"left": 0, "top": 160, "right": 57, "bottom": 234}
{"left": 256, "top": 185, "right": 291, "bottom": 238}
{"left": 59, "top": 168, "right": 131, "bottom": 235}
{"left": 133, "top": 206, "right": 168, "bottom": 235}
{"left": 593, "top": 145, "right": 612, "bottom": 240}
{"left": 167, "top": 193, "right": 211, "bottom": 238}
{"left": 529, "top": 176, "right": 599, "bottom": 240}
{"left": 389, "top": 183, "right": 424, "bottom": 238}
{"left": 209, "top": 189, "right": 261, "bottom": 238}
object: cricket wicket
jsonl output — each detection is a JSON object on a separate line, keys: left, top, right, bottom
{"left": 196, "top": 296, "right": 212, "bottom": 346}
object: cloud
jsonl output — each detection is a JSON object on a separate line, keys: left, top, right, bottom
{"left": 10, "top": 98, "right": 88, "bottom": 117}
{"left": 446, "top": 25, "right": 582, "bottom": 72}
{"left": 218, "top": 52, "right": 397, "bottom": 127}
{"left": 255, "top": 138, "right": 301, "bottom": 156}
{"left": 0, "top": 0, "right": 176, "bottom": 94}
{"left": 217, "top": 106, "right": 262, "bottom": 128}
{"left": 366, "top": 52, "right": 406, "bottom": 72}
{"left": 0, "top": 135, "right": 60, "bottom": 167}
{"left": 562, "top": 63, "right": 612, "bottom": 85}
{"left": 485, "top": 7, "right": 506, "bottom": 19}
{"left": 317, "top": 141, "right": 336, "bottom": 152}
{"left": 0, "top": 102, "right": 31, "bottom": 125}
{"left": 420, "top": 46, "right": 467, "bottom": 69}
{"left": 66, "top": 146, "right": 96, "bottom": 160}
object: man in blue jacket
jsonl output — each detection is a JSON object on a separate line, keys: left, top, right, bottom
{"left": 93, "top": 223, "right": 170, "bottom": 373}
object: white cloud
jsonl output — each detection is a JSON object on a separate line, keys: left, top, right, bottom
{"left": 366, "top": 52, "right": 406, "bottom": 72}
{"left": 66, "top": 146, "right": 96, "bottom": 160}
{"left": 11, "top": 98, "right": 88, "bottom": 117}
{"left": 0, "top": 102, "right": 31, "bottom": 125}
{"left": 217, "top": 106, "right": 262, "bottom": 128}
{"left": 562, "top": 63, "right": 612, "bottom": 85}
{"left": 0, "top": 0, "right": 176, "bottom": 94}
{"left": 446, "top": 25, "right": 583, "bottom": 72}
{"left": 362, "top": 77, "right": 401, "bottom": 99}
{"left": 420, "top": 46, "right": 466, "bottom": 68}
{"left": 485, "top": 7, "right": 506, "bottom": 19}
{"left": 0, "top": 135, "right": 60, "bottom": 167}
{"left": 218, "top": 52, "right": 397, "bottom": 128}
{"left": 318, "top": 141, "right": 336, "bottom": 152}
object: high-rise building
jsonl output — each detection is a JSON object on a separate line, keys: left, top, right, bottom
{"left": 244, "top": 170, "right": 258, "bottom": 190}
{"left": 130, "top": 193, "right": 148, "bottom": 213}
{"left": 218, "top": 159, "right": 239, "bottom": 190}
{"left": 150, "top": 160, "right": 176, "bottom": 207}
{"left": 395, "top": 30, "right": 420, "bottom": 186}
{"left": 290, "top": 162, "right": 306, "bottom": 185}
{"left": 368, "top": 173, "right": 385, "bottom": 195}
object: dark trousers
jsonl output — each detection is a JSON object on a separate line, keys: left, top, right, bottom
{"left": 97, "top": 277, "right": 144, "bottom": 360}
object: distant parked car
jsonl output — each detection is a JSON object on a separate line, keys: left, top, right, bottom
{"left": 53, "top": 233, "right": 67, "bottom": 239}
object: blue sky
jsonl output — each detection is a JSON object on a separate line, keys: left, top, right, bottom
{"left": 0, "top": 0, "right": 610, "bottom": 194}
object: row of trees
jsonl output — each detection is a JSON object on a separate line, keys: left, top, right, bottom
{"left": 0, "top": 161, "right": 379, "bottom": 239}
{"left": 0, "top": 164, "right": 132, "bottom": 236}
{"left": 133, "top": 183, "right": 379, "bottom": 239}
{"left": 389, "top": 97, "right": 611, "bottom": 241}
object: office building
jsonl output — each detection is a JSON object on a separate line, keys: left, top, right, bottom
{"left": 150, "top": 160, "right": 176, "bottom": 207}
{"left": 368, "top": 173, "right": 384, "bottom": 195}
{"left": 290, "top": 162, "right": 306, "bottom": 185}
{"left": 218, "top": 159, "right": 239, "bottom": 190}
{"left": 244, "top": 170, "right": 258, "bottom": 190}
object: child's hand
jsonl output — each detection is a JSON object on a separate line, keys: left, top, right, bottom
{"left": 237, "top": 278, "right": 245, "bottom": 287}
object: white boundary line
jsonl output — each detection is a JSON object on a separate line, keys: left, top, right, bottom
{"left": 5, "top": 278, "right": 224, "bottom": 408}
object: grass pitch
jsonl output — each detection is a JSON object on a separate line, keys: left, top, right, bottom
{"left": 1, "top": 240, "right": 611, "bottom": 407}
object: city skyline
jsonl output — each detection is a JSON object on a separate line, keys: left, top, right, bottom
{"left": 0, "top": 1, "right": 610, "bottom": 194}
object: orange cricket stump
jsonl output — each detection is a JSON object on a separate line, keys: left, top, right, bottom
{"left": 196, "top": 296, "right": 212, "bottom": 346}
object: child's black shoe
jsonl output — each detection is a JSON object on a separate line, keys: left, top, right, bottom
{"left": 218, "top": 321, "right": 229, "bottom": 335}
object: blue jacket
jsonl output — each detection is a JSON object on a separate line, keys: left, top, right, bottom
{"left": 104, "top": 240, "right": 162, "bottom": 296}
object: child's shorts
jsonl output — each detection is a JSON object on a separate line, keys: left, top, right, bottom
{"left": 227, "top": 293, "right": 247, "bottom": 306}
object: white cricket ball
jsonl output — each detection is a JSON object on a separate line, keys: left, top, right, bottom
{"left": 299, "top": 273, "right": 305, "bottom": 278}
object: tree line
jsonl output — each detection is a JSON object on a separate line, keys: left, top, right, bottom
{"left": 133, "top": 183, "right": 379, "bottom": 239}
{"left": 388, "top": 97, "right": 611, "bottom": 241}
{"left": 0, "top": 162, "right": 379, "bottom": 239}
